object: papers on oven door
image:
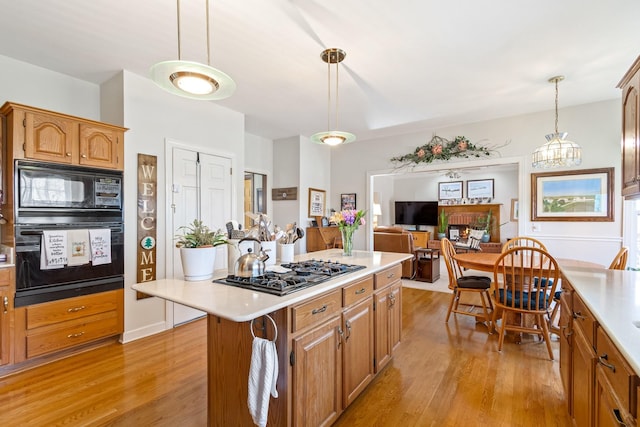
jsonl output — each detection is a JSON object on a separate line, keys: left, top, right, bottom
{"left": 89, "top": 229, "right": 112, "bottom": 266}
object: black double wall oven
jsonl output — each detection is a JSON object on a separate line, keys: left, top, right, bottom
{"left": 14, "top": 160, "right": 124, "bottom": 307}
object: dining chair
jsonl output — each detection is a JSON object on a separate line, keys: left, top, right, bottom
{"left": 502, "top": 236, "right": 547, "bottom": 252}
{"left": 491, "top": 246, "right": 560, "bottom": 360}
{"left": 608, "top": 246, "right": 629, "bottom": 270}
{"left": 441, "top": 238, "right": 493, "bottom": 331}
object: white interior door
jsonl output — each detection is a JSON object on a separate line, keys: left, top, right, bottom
{"left": 170, "top": 146, "right": 232, "bottom": 326}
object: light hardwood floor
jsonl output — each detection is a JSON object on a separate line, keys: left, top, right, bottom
{"left": 0, "top": 288, "right": 571, "bottom": 426}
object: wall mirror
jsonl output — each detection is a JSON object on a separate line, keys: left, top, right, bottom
{"left": 244, "top": 171, "right": 267, "bottom": 227}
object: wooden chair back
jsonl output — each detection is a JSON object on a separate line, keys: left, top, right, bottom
{"left": 441, "top": 238, "right": 463, "bottom": 290}
{"left": 493, "top": 246, "right": 559, "bottom": 313}
{"left": 492, "top": 246, "right": 560, "bottom": 359}
{"left": 608, "top": 246, "right": 629, "bottom": 270}
{"left": 502, "top": 236, "right": 547, "bottom": 253}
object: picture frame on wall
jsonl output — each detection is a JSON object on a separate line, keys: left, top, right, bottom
{"left": 438, "top": 181, "right": 463, "bottom": 200}
{"left": 308, "top": 188, "right": 326, "bottom": 217}
{"left": 510, "top": 198, "right": 519, "bottom": 221}
{"left": 340, "top": 193, "right": 357, "bottom": 210}
{"left": 466, "top": 179, "right": 494, "bottom": 199}
{"left": 531, "top": 167, "right": 614, "bottom": 222}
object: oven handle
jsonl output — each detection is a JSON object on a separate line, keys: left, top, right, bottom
{"left": 19, "top": 227, "right": 123, "bottom": 236}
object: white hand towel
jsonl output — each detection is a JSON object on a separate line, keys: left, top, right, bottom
{"left": 248, "top": 337, "right": 278, "bottom": 427}
{"left": 89, "top": 228, "right": 111, "bottom": 266}
{"left": 67, "top": 229, "right": 90, "bottom": 266}
{"left": 41, "top": 230, "right": 67, "bottom": 269}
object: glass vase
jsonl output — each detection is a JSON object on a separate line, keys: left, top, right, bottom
{"left": 341, "top": 227, "right": 354, "bottom": 256}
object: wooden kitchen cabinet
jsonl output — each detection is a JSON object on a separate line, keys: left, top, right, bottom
{"left": 205, "top": 261, "right": 406, "bottom": 426}
{"left": 573, "top": 322, "right": 596, "bottom": 427}
{"left": 342, "top": 276, "right": 374, "bottom": 407}
{"left": 13, "top": 289, "right": 124, "bottom": 362}
{"left": 293, "top": 315, "right": 343, "bottom": 427}
{"left": 618, "top": 56, "right": 640, "bottom": 198}
{"left": 0, "top": 268, "right": 14, "bottom": 366}
{"left": 558, "top": 286, "right": 573, "bottom": 414}
{"left": 374, "top": 264, "right": 402, "bottom": 373}
{"left": 1, "top": 102, "right": 126, "bottom": 170}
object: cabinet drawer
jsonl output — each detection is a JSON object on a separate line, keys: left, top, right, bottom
{"left": 291, "top": 290, "right": 341, "bottom": 333}
{"left": 26, "top": 291, "right": 120, "bottom": 329}
{"left": 343, "top": 276, "right": 374, "bottom": 307}
{"left": 0, "top": 267, "right": 12, "bottom": 286}
{"left": 27, "top": 311, "right": 120, "bottom": 358}
{"left": 573, "top": 294, "right": 596, "bottom": 349}
{"left": 596, "top": 326, "right": 638, "bottom": 416}
{"left": 374, "top": 264, "right": 402, "bottom": 290}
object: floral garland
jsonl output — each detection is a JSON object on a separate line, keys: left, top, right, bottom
{"left": 390, "top": 135, "right": 495, "bottom": 165}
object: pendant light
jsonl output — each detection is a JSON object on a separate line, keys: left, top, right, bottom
{"left": 311, "top": 48, "right": 356, "bottom": 146}
{"left": 149, "top": 0, "right": 235, "bottom": 100}
{"left": 532, "top": 76, "right": 582, "bottom": 168}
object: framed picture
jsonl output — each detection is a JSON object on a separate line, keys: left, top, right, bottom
{"left": 341, "top": 193, "right": 357, "bottom": 210}
{"left": 438, "top": 181, "right": 463, "bottom": 200}
{"left": 466, "top": 179, "right": 494, "bottom": 199}
{"left": 531, "top": 168, "right": 614, "bottom": 222}
{"left": 308, "top": 188, "right": 326, "bottom": 217}
{"left": 510, "top": 198, "right": 519, "bottom": 221}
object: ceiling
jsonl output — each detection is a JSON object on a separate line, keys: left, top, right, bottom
{"left": 0, "top": 0, "right": 639, "bottom": 142}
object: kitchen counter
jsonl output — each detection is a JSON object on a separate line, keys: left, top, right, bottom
{"left": 132, "top": 249, "right": 413, "bottom": 322}
{"left": 560, "top": 264, "right": 640, "bottom": 374}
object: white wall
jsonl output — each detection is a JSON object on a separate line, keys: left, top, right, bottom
{"left": 106, "top": 71, "right": 245, "bottom": 342}
{"left": 332, "top": 99, "right": 622, "bottom": 264}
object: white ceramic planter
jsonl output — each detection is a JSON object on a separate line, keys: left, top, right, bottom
{"left": 180, "top": 246, "right": 216, "bottom": 281}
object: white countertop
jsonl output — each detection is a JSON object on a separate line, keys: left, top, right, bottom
{"left": 560, "top": 264, "right": 640, "bottom": 374}
{"left": 132, "top": 250, "right": 412, "bottom": 322}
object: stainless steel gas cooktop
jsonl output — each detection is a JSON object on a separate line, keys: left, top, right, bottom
{"left": 214, "top": 259, "right": 366, "bottom": 296}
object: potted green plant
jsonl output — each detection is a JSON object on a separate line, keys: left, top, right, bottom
{"left": 437, "top": 210, "right": 448, "bottom": 240}
{"left": 176, "top": 219, "right": 228, "bottom": 281}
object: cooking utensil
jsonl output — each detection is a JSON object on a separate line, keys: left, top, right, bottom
{"left": 234, "top": 238, "right": 269, "bottom": 278}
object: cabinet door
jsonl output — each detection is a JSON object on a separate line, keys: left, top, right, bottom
{"left": 374, "top": 288, "right": 391, "bottom": 372}
{"left": 343, "top": 297, "right": 374, "bottom": 406}
{"left": 293, "top": 316, "right": 342, "bottom": 427}
{"left": 0, "top": 287, "right": 11, "bottom": 365}
{"left": 558, "top": 290, "right": 572, "bottom": 414}
{"left": 621, "top": 80, "right": 640, "bottom": 197}
{"left": 572, "top": 325, "right": 595, "bottom": 427}
{"left": 24, "top": 110, "right": 77, "bottom": 164}
{"left": 389, "top": 281, "right": 402, "bottom": 352}
{"left": 79, "top": 123, "right": 123, "bottom": 169}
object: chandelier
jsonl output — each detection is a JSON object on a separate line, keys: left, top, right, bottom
{"left": 532, "top": 76, "right": 582, "bottom": 168}
{"left": 150, "top": 0, "right": 235, "bottom": 100}
{"left": 311, "top": 48, "right": 356, "bottom": 146}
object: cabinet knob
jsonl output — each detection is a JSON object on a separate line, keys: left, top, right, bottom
{"left": 2, "top": 296, "right": 7, "bottom": 313}
{"left": 81, "top": 154, "right": 87, "bottom": 158}
{"left": 66, "top": 152, "right": 72, "bottom": 157}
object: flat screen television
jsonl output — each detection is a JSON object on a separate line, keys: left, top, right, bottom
{"left": 394, "top": 201, "right": 439, "bottom": 227}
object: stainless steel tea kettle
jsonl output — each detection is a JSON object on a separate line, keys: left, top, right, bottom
{"left": 234, "top": 238, "right": 270, "bottom": 278}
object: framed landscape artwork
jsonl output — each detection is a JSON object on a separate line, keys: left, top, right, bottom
{"left": 467, "top": 179, "right": 494, "bottom": 199}
{"left": 531, "top": 167, "right": 614, "bottom": 221}
{"left": 438, "top": 181, "right": 463, "bottom": 200}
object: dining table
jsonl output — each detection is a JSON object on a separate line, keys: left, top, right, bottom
{"left": 453, "top": 251, "right": 605, "bottom": 273}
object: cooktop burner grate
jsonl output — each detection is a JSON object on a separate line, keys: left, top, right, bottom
{"left": 214, "top": 260, "right": 365, "bottom": 296}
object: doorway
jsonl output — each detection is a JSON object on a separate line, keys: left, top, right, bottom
{"left": 167, "top": 142, "right": 232, "bottom": 326}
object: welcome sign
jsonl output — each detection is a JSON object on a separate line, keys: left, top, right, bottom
{"left": 136, "top": 154, "right": 157, "bottom": 299}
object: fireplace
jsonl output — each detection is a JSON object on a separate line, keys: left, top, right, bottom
{"left": 438, "top": 204, "right": 502, "bottom": 243}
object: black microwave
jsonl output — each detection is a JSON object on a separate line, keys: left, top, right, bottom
{"left": 15, "top": 160, "right": 123, "bottom": 224}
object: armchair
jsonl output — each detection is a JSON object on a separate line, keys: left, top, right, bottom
{"left": 373, "top": 226, "right": 416, "bottom": 278}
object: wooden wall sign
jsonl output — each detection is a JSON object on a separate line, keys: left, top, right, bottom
{"left": 136, "top": 154, "right": 157, "bottom": 299}
{"left": 272, "top": 187, "right": 297, "bottom": 201}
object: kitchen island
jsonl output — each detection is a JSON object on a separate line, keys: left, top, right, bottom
{"left": 558, "top": 265, "right": 640, "bottom": 426}
{"left": 133, "top": 249, "right": 413, "bottom": 426}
